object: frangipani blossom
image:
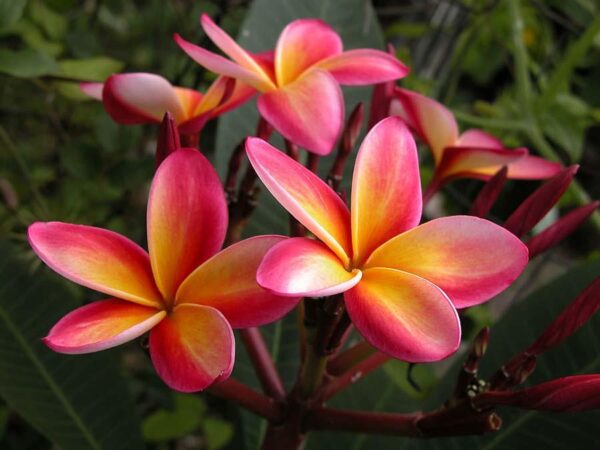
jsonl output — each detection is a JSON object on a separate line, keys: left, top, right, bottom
{"left": 175, "top": 15, "right": 408, "bottom": 155}
{"left": 28, "top": 149, "right": 298, "bottom": 392}
{"left": 246, "top": 117, "right": 528, "bottom": 362}
{"left": 390, "top": 88, "right": 561, "bottom": 188}
{"left": 80, "top": 72, "right": 254, "bottom": 134}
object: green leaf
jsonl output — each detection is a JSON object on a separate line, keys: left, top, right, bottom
{"left": 29, "top": 0, "right": 68, "bottom": 40}
{"left": 202, "top": 417, "right": 234, "bottom": 450}
{"left": 142, "top": 393, "right": 206, "bottom": 442}
{"left": 214, "top": 0, "right": 385, "bottom": 237}
{"left": 0, "top": 0, "right": 27, "bottom": 28}
{"left": 58, "top": 57, "right": 124, "bottom": 81}
{"left": 0, "top": 240, "right": 144, "bottom": 450}
{"left": 56, "top": 56, "right": 124, "bottom": 99}
{"left": 0, "top": 49, "right": 59, "bottom": 78}
{"left": 0, "top": 406, "right": 7, "bottom": 440}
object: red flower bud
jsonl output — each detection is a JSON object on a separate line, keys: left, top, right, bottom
{"left": 527, "top": 277, "right": 600, "bottom": 356}
{"left": 504, "top": 165, "right": 578, "bottom": 237}
{"left": 527, "top": 201, "right": 600, "bottom": 258}
{"left": 476, "top": 375, "right": 600, "bottom": 412}
{"left": 155, "top": 112, "right": 181, "bottom": 168}
{"left": 469, "top": 166, "right": 508, "bottom": 218}
{"left": 367, "top": 43, "right": 396, "bottom": 128}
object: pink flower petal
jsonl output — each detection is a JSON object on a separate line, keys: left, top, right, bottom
{"left": 80, "top": 82, "right": 103, "bottom": 100}
{"left": 365, "top": 216, "right": 529, "bottom": 308}
{"left": 391, "top": 87, "right": 458, "bottom": 161}
{"left": 149, "top": 303, "right": 234, "bottom": 392}
{"left": 28, "top": 222, "right": 162, "bottom": 308}
{"left": 200, "top": 14, "right": 276, "bottom": 90}
{"left": 210, "top": 78, "right": 256, "bottom": 117}
{"left": 174, "top": 33, "right": 274, "bottom": 92}
{"left": 504, "top": 155, "right": 562, "bottom": 179}
{"left": 147, "top": 149, "right": 227, "bottom": 301}
{"left": 344, "top": 267, "right": 461, "bottom": 362}
{"left": 274, "top": 19, "right": 342, "bottom": 86}
{"left": 246, "top": 137, "right": 352, "bottom": 265}
{"left": 257, "top": 237, "right": 361, "bottom": 297}
{"left": 436, "top": 145, "right": 528, "bottom": 182}
{"left": 43, "top": 299, "right": 165, "bottom": 354}
{"left": 180, "top": 77, "right": 257, "bottom": 134}
{"left": 257, "top": 69, "right": 344, "bottom": 155}
{"left": 351, "top": 117, "right": 422, "bottom": 266}
{"left": 455, "top": 129, "right": 503, "bottom": 148}
{"left": 102, "top": 73, "right": 185, "bottom": 124}
{"left": 177, "top": 235, "right": 300, "bottom": 327}
{"left": 315, "top": 49, "right": 409, "bottom": 85}
{"left": 173, "top": 87, "right": 203, "bottom": 122}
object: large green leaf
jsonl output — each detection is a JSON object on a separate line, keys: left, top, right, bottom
{"left": 214, "top": 0, "right": 385, "bottom": 237}
{"left": 0, "top": 241, "right": 144, "bottom": 450}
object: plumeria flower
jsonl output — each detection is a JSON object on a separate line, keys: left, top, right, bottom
{"left": 174, "top": 15, "right": 408, "bottom": 155}
{"left": 391, "top": 88, "right": 561, "bottom": 192}
{"left": 246, "top": 117, "right": 528, "bottom": 362}
{"left": 28, "top": 149, "right": 298, "bottom": 392}
{"left": 80, "top": 72, "right": 254, "bottom": 136}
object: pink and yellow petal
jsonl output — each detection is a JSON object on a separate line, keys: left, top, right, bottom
{"left": 257, "top": 238, "right": 361, "bottom": 297}
{"left": 173, "top": 87, "right": 204, "bottom": 122}
{"left": 366, "top": 216, "right": 528, "bottom": 308}
{"left": 174, "top": 33, "right": 273, "bottom": 92}
{"left": 315, "top": 49, "right": 409, "bottom": 85}
{"left": 246, "top": 137, "right": 352, "bottom": 265}
{"left": 390, "top": 88, "right": 458, "bottom": 161}
{"left": 455, "top": 129, "right": 504, "bottom": 149}
{"left": 351, "top": 117, "right": 422, "bottom": 266}
{"left": 344, "top": 268, "right": 461, "bottom": 362}
{"left": 28, "top": 222, "right": 162, "bottom": 307}
{"left": 257, "top": 69, "right": 344, "bottom": 155}
{"left": 80, "top": 82, "right": 103, "bottom": 100}
{"left": 176, "top": 235, "right": 300, "bottom": 328}
{"left": 103, "top": 73, "right": 185, "bottom": 124}
{"left": 505, "top": 155, "right": 562, "bottom": 179}
{"left": 436, "top": 145, "right": 528, "bottom": 181}
{"left": 210, "top": 78, "right": 256, "bottom": 117}
{"left": 275, "top": 19, "right": 342, "bottom": 86}
{"left": 200, "top": 14, "right": 276, "bottom": 90}
{"left": 147, "top": 149, "right": 228, "bottom": 301}
{"left": 149, "top": 303, "right": 234, "bottom": 392}
{"left": 44, "top": 299, "right": 165, "bottom": 354}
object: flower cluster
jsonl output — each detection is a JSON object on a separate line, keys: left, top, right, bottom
{"left": 26, "top": 13, "right": 600, "bottom": 440}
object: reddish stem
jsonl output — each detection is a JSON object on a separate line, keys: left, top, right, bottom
{"left": 306, "top": 152, "right": 320, "bottom": 173}
{"left": 306, "top": 405, "right": 501, "bottom": 437}
{"left": 210, "top": 378, "right": 283, "bottom": 422}
{"left": 240, "top": 328, "right": 286, "bottom": 400}
{"left": 327, "top": 340, "right": 376, "bottom": 376}
{"left": 305, "top": 407, "right": 421, "bottom": 436}
{"left": 422, "top": 176, "right": 443, "bottom": 205}
{"left": 319, "top": 351, "right": 389, "bottom": 401}
{"left": 180, "top": 132, "right": 199, "bottom": 149}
